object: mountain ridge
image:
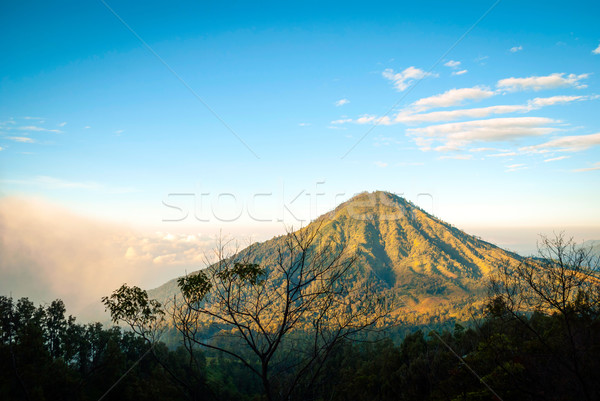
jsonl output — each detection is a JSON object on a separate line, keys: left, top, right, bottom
{"left": 149, "top": 191, "right": 522, "bottom": 322}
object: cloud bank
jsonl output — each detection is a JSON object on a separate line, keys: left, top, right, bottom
{"left": 0, "top": 197, "right": 219, "bottom": 318}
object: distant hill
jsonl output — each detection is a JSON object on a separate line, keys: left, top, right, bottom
{"left": 582, "top": 240, "right": 600, "bottom": 257}
{"left": 149, "top": 191, "right": 523, "bottom": 324}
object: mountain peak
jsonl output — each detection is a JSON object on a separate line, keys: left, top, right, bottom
{"left": 150, "top": 190, "right": 522, "bottom": 321}
{"left": 308, "top": 190, "right": 520, "bottom": 289}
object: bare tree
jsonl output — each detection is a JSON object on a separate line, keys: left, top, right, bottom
{"left": 174, "top": 222, "right": 387, "bottom": 401}
{"left": 488, "top": 232, "right": 600, "bottom": 400}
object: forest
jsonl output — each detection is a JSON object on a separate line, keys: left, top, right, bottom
{"left": 1, "top": 234, "right": 599, "bottom": 400}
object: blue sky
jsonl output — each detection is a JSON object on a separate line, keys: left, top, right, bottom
{"left": 2, "top": 0, "right": 600, "bottom": 239}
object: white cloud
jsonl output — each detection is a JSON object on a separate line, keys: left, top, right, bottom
{"left": 356, "top": 115, "right": 392, "bottom": 125}
{"left": 395, "top": 104, "right": 526, "bottom": 124}
{"left": 115, "top": 129, "right": 124, "bottom": 134}
{"left": 413, "top": 86, "right": 495, "bottom": 110}
{"left": 469, "top": 147, "right": 501, "bottom": 152}
{"left": 6, "top": 136, "right": 36, "bottom": 143}
{"left": 487, "top": 151, "right": 517, "bottom": 157}
{"left": 298, "top": 122, "right": 311, "bottom": 126}
{"left": 475, "top": 55, "right": 489, "bottom": 64}
{"left": 509, "top": 45, "right": 523, "bottom": 53}
{"left": 333, "top": 92, "right": 594, "bottom": 127}
{"left": 58, "top": 122, "right": 67, "bottom": 127}
{"left": 335, "top": 98, "right": 350, "bottom": 106}
{"left": 544, "top": 156, "right": 570, "bottom": 162}
{"left": 373, "top": 135, "right": 402, "bottom": 147}
{"left": 573, "top": 162, "right": 600, "bottom": 172}
{"left": 374, "top": 161, "right": 388, "bottom": 168}
{"left": 400, "top": 94, "right": 591, "bottom": 123}
{"left": 497, "top": 73, "right": 589, "bottom": 92}
{"left": 0, "top": 146, "right": 3, "bottom": 151}
{"left": 438, "top": 154, "right": 473, "bottom": 160}
{"left": 331, "top": 118, "right": 353, "bottom": 125}
{"left": 593, "top": 43, "right": 600, "bottom": 55}
{"left": 520, "top": 132, "right": 600, "bottom": 153}
{"left": 444, "top": 60, "right": 461, "bottom": 68}
{"left": 452, "top": 69, "right": 468, "bottom": 76}
{"left": 382, "top": 67, "right": 437, "bottom": 91}
{"left": 84, "top": 126, "right": 91, "bottom": 129}
{"left": 528, "top": 95, "right": 585, "bottom": 108}
{"left": 408, "top": 117, "right": 559, "bottom": 152}
{"left": 505, "top": 164, "right": 527, "bottom": 172}
{"left": 17, "top": 125, "right": 62, "bottom": 133}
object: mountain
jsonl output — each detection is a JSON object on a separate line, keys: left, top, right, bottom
{"left": 149, "top": 191, "right": 522, "bottom": 323}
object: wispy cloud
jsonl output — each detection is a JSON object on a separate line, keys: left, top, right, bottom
{"left": 475, "top": 55, "right": 489, "bottom": 64}
{"left": 544, "top": 155, "right": 570, "bottom": 162}
{"left": 444, "top": 60, "right": 461, "bottom": 68}
{"left": 487, "top": 151, "right": 517, "bottom": 158}
{"left": 469, "top": 147, "right": 502, "bottom": 153}
{"left": 373, "top": 135, "right": 402, "bottom": 146}
{"left": 497, "top": 73, "right": 589, "bottom": 92}
{"left": 520, "top": 132, "right": 600, "bottom": 153}
{"left": 351, "top": 94, "right": 592, "bottom": 126}
{"left": 58, "top": 122, "right": 67, "bottom": 127}
{"left": 413, "top": 86, "right": 494, "bottom": 110}
{"left": 509, "top": 45, "right": 523, "bottom": 53}
{"left": 382, "top": 67, "right": 437, "bottom": 91}
{"left": 452, "top": 69, "right": 468, "bottom": 76}
{"left": 573, "top": 162, "right": 600, "bottom": 172}
{"left": 528, "top": 95, "right": 588, "bottom": 107}
{"left": 374, "top": 161, "right": 388, "bottom": 168}
{"left": 335, "top": 98, "right": 350, "bottom": 106}
{"left": 394, "top": 104, "right": 526, "bottom": 124}
{"left": 6, "top": 136, "right": 36, "bottom": 143}
{"left": 438, "top": 154, "right": 473, "bottom": 160}
{"left": 17, "top": 125, "right": 62, "bottom": 133}
{"left": 298, "top": 122, "right": 311, "bottom": 126}
{"left": 331, "top": 118, "right": 354, "bottom": 125}
{"left": 506, "top": 163, "right": 527, "bottom": 172}
{"left": 408, "top": 117, "right": 559, "bottom": 152}
{"left": 593, "top": 43, "right": 600, "bottom": 55}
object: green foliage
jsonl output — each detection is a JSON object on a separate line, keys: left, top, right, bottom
{"left": 216, "top": 262, "right": 265, "bottom": 285}
{"left": 102, "top": 284, "right": 164, "bottom": 328}
{"left": 178, "top": 271, "right": 212, "bottom": 303}
{"left": 4, "top": 291, "right": 600, "bottom": 400}
{"left": 0, "top": 295, "right": 186, "bottom": 400}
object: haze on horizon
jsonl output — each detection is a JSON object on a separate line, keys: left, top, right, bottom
{"left": 1, "top": 1, "right": 599, "bottom": 314}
